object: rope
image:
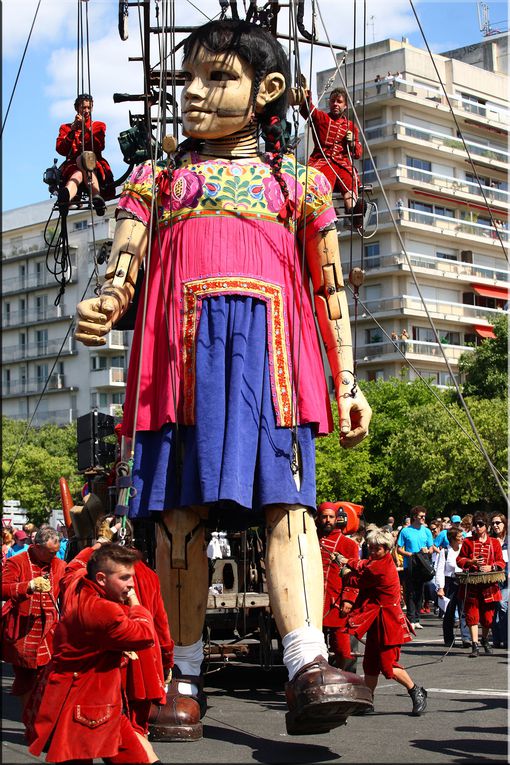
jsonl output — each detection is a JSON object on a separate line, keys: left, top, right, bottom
{"left": 1, "top": 0, "right": 42, "bottom": 138}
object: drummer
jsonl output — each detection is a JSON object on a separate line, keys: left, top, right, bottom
{"left": 457, "top": 512, "right": 505, "bottom": 658}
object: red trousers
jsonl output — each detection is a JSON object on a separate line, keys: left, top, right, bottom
{"left": 309, "top": 158, "right": 359, "bottom": 197}
{"left": 325, "top": 626, "right": 352, "bottom": 663}
{"left": 362, "top": 627, "right": 404, "bottom": 679}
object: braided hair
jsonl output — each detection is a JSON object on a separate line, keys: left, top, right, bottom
{"left": 180, "top": 19, "right": 293, "bottom": 222}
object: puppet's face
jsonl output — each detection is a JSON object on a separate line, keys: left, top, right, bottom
{"left": 181, "top": 47, "right": 255, "bottom": 140}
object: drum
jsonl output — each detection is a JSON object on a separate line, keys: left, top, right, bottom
{"left": 457, "top": 570, "right": 506, "bottom": 585}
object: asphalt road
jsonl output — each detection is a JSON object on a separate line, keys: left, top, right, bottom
{"left": 2, "top": 613, "right": 508, "bottom": 764}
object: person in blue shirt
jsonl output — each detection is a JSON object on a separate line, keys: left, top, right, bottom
{"left": 6, "top": 530, "right": 30, "bottom": 559}
{"left": 397, "top": 507, "right": 434, "bottom": 629}
{"left": 435, "top": 514, "right": 464, "bottom": 550}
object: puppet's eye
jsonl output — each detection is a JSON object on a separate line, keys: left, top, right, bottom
{"left": 210, "top": 70, "right": 235, "bottom": 82}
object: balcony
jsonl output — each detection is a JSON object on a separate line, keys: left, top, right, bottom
{"left": 3, "top": 265, "right": 77, "bottom": 294}
{"left": 2, "top": 337, "right": 77, "bottom": 362}
{"left": 357, "top": 339, "right": 474, "bottom": 363}
{"left": 360, "top": 251, "right": 509, "bottom": 284}
{"left": 363, "top": 120, "right": 508, "bottom": 171}
{"left": 7, "top": 408, "right": 78, "bottom": 425}
{"left": 355, "top": 78, "right": 509, "bottom": 130}
{"left": 96, "top": 330, "right": 129, "bottom": 351}
{"left": 2, "top": 303, "right": 73, "bottom": 327}
{"left": 352, "top": 206, "right": 509, "bottom": 246}
{"left": 3, "top": 373, "right": 70, "bottom": 397}
{"left": 366, "top": 164, "right": 509, "bottom": 209}
{"left": 360, "top": 294, "right": 507, "bottom": 325}
{"left": 91, "top": 366, "right": 126, "bottom": 388}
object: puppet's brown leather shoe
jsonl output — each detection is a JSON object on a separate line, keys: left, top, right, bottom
{"left": 149, "top": 677, "right": 204, "bottom": 741}
{"left": 284, "top": 655, "right": 373, "bottom": 735}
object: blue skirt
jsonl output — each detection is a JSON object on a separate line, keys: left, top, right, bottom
{"left": 129, "top": 296, "right": 317, "bottom": 522}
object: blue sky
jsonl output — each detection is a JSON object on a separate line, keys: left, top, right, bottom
{"left": 2, "top": 0, "right": 507, "bottom": 212}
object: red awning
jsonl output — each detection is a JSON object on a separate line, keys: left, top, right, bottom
{"left": 474, "top": 325, "right": 496, "bottom": 339}
{"left": 471, "top": 284, "right": 509, "bottom": 300}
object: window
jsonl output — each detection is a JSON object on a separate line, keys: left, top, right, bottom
{"left": 111, "top": 392, "right": 124, "bottom": 404}
{"left": 459, "top": 92, "right": 486, "bottom": 116}
{"left": 35, "top": 261, "right": 44, "bottom": 285}
{"left": 367, "top": 370, "right": 384, "bottom": 381}
{"left": 74, "top": 220, "right": 88, "bottom": 231}
{"left": 365, "top": 328, "right": 383, "bottom": 344}
{"left": 19, "top": 264, "right": 26, "bottom": 287}
{"left": 362, "top": 157, "right": 377, "bottom": 183}
{"left": 91, "top": 355, "right": 107, "bottom": 371}
{"left": 439, "top": 331, "right": 460, "bottom": 345}
{"left": 3, "top": 369, "right": 11, "bottom": 395}
{"left": 364, "top": 242, "right": 380, "bottom": 268}
{"left": 19, "top": 332, "right": 27, "bottom": 351}
{"left": 111, "top": 355, "right": 126, "bottom": 369}
{"left": 364, "top": 284, "right": 382, "bottom": 301}
{"left": 4, "top": 302, "right": 11, "bottom": 326}
{"left": 19, "top": 298, "right": 26, "bottom": 322}
{"left": 436, "top": 251, "right": 458, "bottom": 261}
{"left": 36, "top": 294, "right": 48, "bottom": 319}
{"left": 409, "top": 200, "right": 454, "bottom": 219}
{"left": 36, "top": 329, "right": 48, "bottom": 354}
{"left": 406, "top": 156, "right": 431, "bottom": 172}
{"left": 36, "top": 364, "right": 49, "bottom": 385}
{"left": 365, "top": 117, "right": 384, "bottom": 140}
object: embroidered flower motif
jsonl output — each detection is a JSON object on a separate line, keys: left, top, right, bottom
{"left": 310, "top": 171, "right": 332, "bottom": 199}
{"left": 249, "top": 182, "right": 265, "bottom": 200}
{"left": 162, "top": 169, "right": 204, "bottom": 211}
{"left": 204, "top": 181, "right": 221, "bottom": 198}
{"left": 130, "top": 162, "right": 153, "bottom": 185}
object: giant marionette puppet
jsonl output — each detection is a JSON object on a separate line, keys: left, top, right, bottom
{"left": 75, "top": 19, "right": 372, "bottom": 740}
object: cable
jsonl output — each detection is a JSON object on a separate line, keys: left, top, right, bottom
{"left": 1, "top": 0, "right": 42, "bottom": 138}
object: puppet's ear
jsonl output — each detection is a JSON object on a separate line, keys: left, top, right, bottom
{"left": 255, "top": 72, "right": 286, "bottom": 112}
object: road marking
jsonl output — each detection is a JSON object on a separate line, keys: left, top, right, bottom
{"left": 427, "top": 688, "right": 509, "bottom": 697}
{"left": 377, "top": 685, "right": 509, "bottom": 698}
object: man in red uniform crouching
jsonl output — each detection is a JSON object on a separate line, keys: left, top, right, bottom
{"left": 334, "top": 524, "right": 428, "bottom": 716}
{"left": 25, "top": 544, "right": 161, "bottom": 764}
{"left": 316, "top": 503, "right": 359, "bottom": 669}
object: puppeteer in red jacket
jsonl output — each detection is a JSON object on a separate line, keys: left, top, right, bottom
{"left": 63, "top": 542, "right": 174, "bottom": 735}
{"left": 457, "top": 516, "right": 505, "bottom": 639}
{"left": 316, "top": 504, "right": 359, "bottom": 667}
{"left": 26, "top": 545, "right": 158, "bottom": 763}
{"left": 56, "top": 93, "right": 114, "bottom": 200}
{"left": 1, "top": 531, "right": 66, "bottom": 701}
{"left": 300, "top": 87, "right": 362, "bottom": 209}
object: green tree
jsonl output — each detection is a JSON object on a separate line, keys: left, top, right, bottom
{"left": 315, "top": 403, "right": 372, "bottom": 505}
{"left": 458, "top": 315, "right": 508, "bottom": 398}
{"left": 379, "top": 397, "right": 507, "bottom": 515}
{"left": 2, "top": 418, "right": 82, "bottom": 526}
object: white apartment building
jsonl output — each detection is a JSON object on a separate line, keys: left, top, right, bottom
{"left": 2, "top": 201, "right": 128, "bottom": 425}
{"left": 315, "top": 34, "right": 508, "bottom": 386}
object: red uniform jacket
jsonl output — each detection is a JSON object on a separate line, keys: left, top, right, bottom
{"left": 62, "top": 547, "right": 174, "bottom": 705}
{"left": 301, "top": 97, "right": 362, "bottom": 171}
{"left": 56, "top": 118, "right": 114, "bottom": 196}
{"left": 319, "top": 530, "right": 359, "bottom": 627}
{"left": 457, "top": 536, "right": 505, "bottom": 604}
{"left": 27, "top": 573, "right": 155, "bottom": 762}
{"left": 344, "top": 553, "right": 413, "bottom": 647}
{"left": 1, "top": 548, "right": 66, "bottom": 668}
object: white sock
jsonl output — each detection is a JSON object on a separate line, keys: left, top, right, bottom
{"left": 174, "top": 638, "right": 203, "bottom": 695}
{"left": 282, "top": 626, "right": 329, "bottom": 681}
